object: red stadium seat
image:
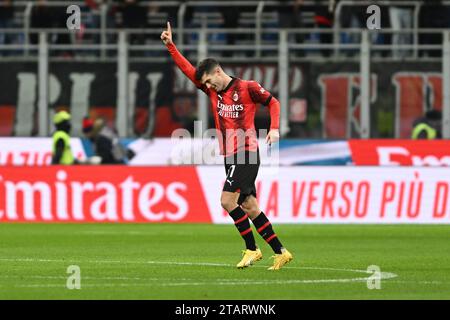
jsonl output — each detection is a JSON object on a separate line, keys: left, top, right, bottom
{"left": 0, "top": 105, "right": 15, "bottom": 136}
{"left": 152, "top": 106, "right": 183, "bottom": 137}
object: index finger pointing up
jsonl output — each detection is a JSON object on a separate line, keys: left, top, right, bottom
{"left": 167, "top": 21, "right": 171, "bottom": 33}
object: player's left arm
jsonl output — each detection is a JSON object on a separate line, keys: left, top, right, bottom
{"left": 265, "top": 97, "right": 280, "bottom": 144}
{"left": 248, "top": 81, "right": 280, "bottom": 144}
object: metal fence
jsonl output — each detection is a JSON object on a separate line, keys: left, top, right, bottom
{"left": 2, "top": 0, "right": 450, "bottom": 60}
{"left": 1, "top": 28, "right": 447, "bottom": 139}
{"left": 1, "top": 1, "right": 450, "bottom": 139}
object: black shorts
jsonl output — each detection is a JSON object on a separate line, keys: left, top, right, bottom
{"left": 223, "top": 151, "right": 260, "bottom": 205}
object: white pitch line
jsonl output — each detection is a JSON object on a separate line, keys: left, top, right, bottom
{"left": 143, "top": 260, "right": 397, "bottom": 277}
{"left": 386, "top": 280, "right": 447, "bottom": 285}
{"left": 12, "top": 277, "right": 380, "bottom": 289}
{"left": 0, "top": 275, "right": 160, "bottom": 281}
{"left": 78, "top": 231, "right": 195, "bottom": 236}
{"left": 0, "top": 257, "right": 397, "bottom": 278}
{"left": 0, "top": 256, "right": 399, "bottom": 288}
{"left": 0, "top": 275, "right": 376, "bottom": 283}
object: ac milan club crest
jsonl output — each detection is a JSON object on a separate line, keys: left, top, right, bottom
{"left": 232, "top": 91, "right": 239, "bottom": 102}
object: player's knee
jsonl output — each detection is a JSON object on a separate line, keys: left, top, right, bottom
{"left": 240, "top": 201, "right": 249, "bottom": 212}
{"left": 244, "top": 206, "right": 260, "bottom": 218}
{"left": 220, "top": 196, "right": 237, "bottom": 212}
{"left": 241, "top": 199, "right": 260, "bottom": 218}
{"left": 240, "top": 201, "right": 252, "bottom": 213}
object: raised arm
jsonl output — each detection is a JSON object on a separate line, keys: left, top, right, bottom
{"left": 161, "top": 22, "right": 205, "bottom": 90}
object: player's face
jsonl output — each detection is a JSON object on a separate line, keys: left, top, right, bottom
{"left": 201, "top": 68, "right": 223, "bottom": 92}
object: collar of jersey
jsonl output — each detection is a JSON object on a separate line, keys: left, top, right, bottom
{"left": 218, "top": 77, "right": 236, "bottom": 94}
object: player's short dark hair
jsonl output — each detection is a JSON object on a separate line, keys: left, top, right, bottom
{"left": 195, "top": 58, "right": 220, "bottom": 81}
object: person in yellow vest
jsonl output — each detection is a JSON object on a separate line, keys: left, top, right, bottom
{"left": 51, "top": 110, "right": 77, "bottom": 165}
{"left": 411, "top": 109, "right": 442, "bottom": 139}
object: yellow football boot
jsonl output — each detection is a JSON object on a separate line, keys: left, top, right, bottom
{"left": 236, "top": 248, "right": 263, "bottom": 269}
{"left": 268, "top": 249, "right": 293, "bottom": 271}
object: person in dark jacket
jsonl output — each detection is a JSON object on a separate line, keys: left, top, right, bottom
{"left": 411, "top": 109, "right": 442, "bottom": 139}
{"left": 82, "top": 117, "right": 127, "bottom": 164}
{"left": 419, "top": 0, "right": 450, "bottom": 57}
{"left": 119, "top": 0, "right": 148, "bottom": 45}
{"left": 0, "top": 0, "right": 15, "bottom": 55}
{"left": 30, "top": 0, "right": 54, "bottom": 46}
{"left": 313, "top": 0, "right": 335, "bottom": 57}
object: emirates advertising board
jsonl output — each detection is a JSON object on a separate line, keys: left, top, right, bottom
{"left": 1, "top": 166, "right": 450, "bottom": 224}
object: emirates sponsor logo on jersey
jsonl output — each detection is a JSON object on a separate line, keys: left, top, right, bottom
{"left": 217, "top": 101, "right": 244, "bottom": 118}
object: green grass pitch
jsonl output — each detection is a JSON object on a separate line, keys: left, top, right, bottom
{"left": 0, "top": 223, "right": 449, "bottom": 299}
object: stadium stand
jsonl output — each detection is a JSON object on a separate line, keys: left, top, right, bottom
{"left": 1, "top": 1, "right": 450, "bottom": 139}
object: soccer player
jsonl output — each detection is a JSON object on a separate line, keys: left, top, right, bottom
{"left": 161, "top": 22, "right": 293, "bottom": 270}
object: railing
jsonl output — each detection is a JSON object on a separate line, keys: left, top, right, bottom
{"left": 335, "top": 1, "right": 418, "bottom": 58}
{"left": 1, "top": 1, "right": 450, "bottom": 139}
{"left": 2, "top": 28, "right": 449, "bottom": 139}
{"left": 1, "top": 27, "right": 449, "bottom": 62}
{"left": 0, "top": 0, "right": 330, "bottom": 58}
{"left": 333, "top": 0, "right": 450, "bottom": 59}
{"left": 1, "top": 0, "right": 450, "bottom": 61}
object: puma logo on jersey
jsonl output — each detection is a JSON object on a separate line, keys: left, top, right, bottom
{"left": 226, "top": 179, "right": 234, "bottom": 186}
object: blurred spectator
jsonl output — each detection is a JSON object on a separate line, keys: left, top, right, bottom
{"left": 219, "top": 0, "right": 253, "bottom": 57}
{"left": 221, "top": 6, "right": 241, "bottom": 57}
{"left": 419, "top": 0, "right": 450, "bottom": 58}
{"left": 411, "top": 109, "right": 442, "bottom": 139}
{"left": 164, "top": 0, "right": 193, "bottom": 29}
{"left": 339, "top": 1, "right": 390, "bottom": 57}
{"left": 278, "top": 0, "right": 304, "bottom": 54}
{"left": 30, "top": 0, "right": 53, "bottom": 46}
{"left": 313, "top": 0, "right": 335, "bottom": 57}
{"left": 82, "top": 1, "right": 116, "bottom": 56}
{"left": 118, "top": 0, "right": 148, "bottom": 45}
{"left": 374, "top": 5, "right": 391, "bottom": 57}
{"left": 82, "top": 116, "right": 128, "bottom": 164}
{"left": 30, "top": 0, "right": 72, "bottom": 57}
{"left": 184, "top": 0, "right": 195, "bottom": 28}
{"left": 84, "top": 0, "right": 102, "bottom": 43}
{"left": 0, "top": 0, "right": 15, "bottom": 56}
{"left": 146, "top": 2, "right": 163, "bottom": 42}
{"left": 54, "top": 4, "right": 73, "bottom": 57}
{"left": 339, "top": 1, "right": 364, "bottom": 46}
{"left": 389, "top": 3, "right": 414, "bottom": 58}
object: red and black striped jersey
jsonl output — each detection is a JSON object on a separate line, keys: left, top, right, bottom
{"left": 167, "top": 43, "right": 280, "bottom": 156}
